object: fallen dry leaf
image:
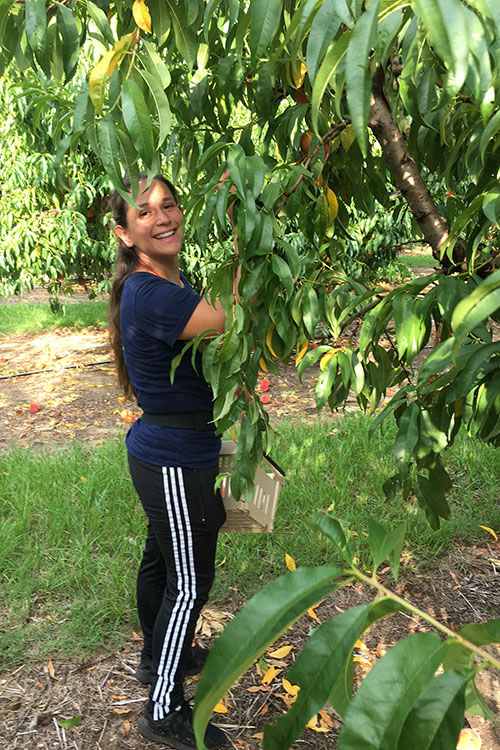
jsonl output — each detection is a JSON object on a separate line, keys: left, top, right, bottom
{"left": 268, "top": 645, "right": 292, "bottom": 659}
{"left": 262, "top": 665, "right": 282, "bottom": 685}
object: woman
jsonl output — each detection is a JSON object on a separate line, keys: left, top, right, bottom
{"left": 108, "top": 174, "right": 229, "bottom": 749}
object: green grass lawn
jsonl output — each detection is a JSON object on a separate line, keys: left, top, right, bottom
{"left": 0, "top": 300, "right": 108, "bottom": 336}
{"left": 1, "top": 416, "right": 498, "bottom": 667}
{"left": 399, "top": 252, "right": 435, "bottom": 268}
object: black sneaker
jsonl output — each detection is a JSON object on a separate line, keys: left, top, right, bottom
{"left": 135, "top": 645, "right": 210, "bottom": 684}
{"left": 137, "top": 701, "right": 227, "bottom": 749}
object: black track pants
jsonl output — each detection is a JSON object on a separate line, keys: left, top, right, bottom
{"left": 128, "top": 453, "right": 226, "bottom": 720}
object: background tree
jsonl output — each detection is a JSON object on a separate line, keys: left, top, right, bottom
{"left": 1, "top": 0, "right": 500, "bottom": 514}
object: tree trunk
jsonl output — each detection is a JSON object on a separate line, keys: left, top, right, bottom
{"left": 368, "top": 67, "right": 465, "bottom": 270}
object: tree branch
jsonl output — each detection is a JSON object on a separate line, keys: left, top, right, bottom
{"left": 368, "top": 67, "right": 466, "bottom": 270}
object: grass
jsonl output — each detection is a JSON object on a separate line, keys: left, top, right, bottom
{"left": 399, "top": 252, "right": 435, "bottom": 268}
{"left": 1, "top": 415, "right": 499, "bottom": 667}
{"left": 0, "top": 300, "right": 108, "bottom": 336}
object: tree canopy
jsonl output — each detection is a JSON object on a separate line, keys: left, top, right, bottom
{"left": 1, "top": 0, "right": 500, "bottom": 515}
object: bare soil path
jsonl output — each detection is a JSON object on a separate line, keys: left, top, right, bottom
{"left": 0, "top": 288, "right": 499, "bottom": 750}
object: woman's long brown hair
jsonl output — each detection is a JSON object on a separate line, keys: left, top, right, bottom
{"left": 107, "top": 175, "right": 178, "bottom": 399}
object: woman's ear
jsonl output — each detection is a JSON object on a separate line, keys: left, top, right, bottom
{"left": 115, "top": 225, "right": 134, "bottom": 247}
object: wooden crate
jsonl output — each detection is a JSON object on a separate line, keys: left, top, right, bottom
{"left": 219, "top": 440, "right": 285, "bottom": 532}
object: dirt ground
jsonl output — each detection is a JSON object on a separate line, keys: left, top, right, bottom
{"left": 0, "top": 288, "right": 499, "bottom": 749}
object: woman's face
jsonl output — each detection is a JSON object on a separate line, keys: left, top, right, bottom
{"left": 115, "top": 179, "right": 184, "bottom": 263}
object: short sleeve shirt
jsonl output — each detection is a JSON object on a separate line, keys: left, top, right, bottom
{"left": 120, "top": 272, "right": 220, "bottom": 468}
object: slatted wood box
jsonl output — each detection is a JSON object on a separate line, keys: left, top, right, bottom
{"left": 219, "top": 440, "right": 285, "bottom": 532}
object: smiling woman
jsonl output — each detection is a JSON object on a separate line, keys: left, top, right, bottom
{"left": 106, "top": 174, "right": 231, "bottom": 749}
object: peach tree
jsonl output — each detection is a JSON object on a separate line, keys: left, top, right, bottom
{"left": 2, "top": 0, "right": 500, "bottom": 745}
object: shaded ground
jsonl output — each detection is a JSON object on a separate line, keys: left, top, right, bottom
{"left": 1, "top": 284, "right": 499, "bottom": 749}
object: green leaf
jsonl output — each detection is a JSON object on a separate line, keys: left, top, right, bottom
{"left": 452, "top": 270, "right": 500, "bottom": 345}
{"left": 305, "top": 0, "right": 343, "bottom": 85}
{"left": 393, "top": 402, "right": 419, "bottom": 466}
{"left": 368, "top": 519, "right": 407, "bottom": 573}
{"left": 479, "top": 109, "right": 500, "bottom": 163}
{"left": 96, "top": 117, "right": 127, "bottom": 195}
{"left": 413, "top": 0, "right": 469, "bottom": 93}
{"left": 397, "top": 670, "right": 472, "bottom": 750}
{"left": 310, "top": 514, "right": 352, "bottom": 564}
{"left": 415, "top": 475, "right": 451, "bottom": 525}
{"left": 25, "top": 0, "right": 47, "bottom": 59}
{"left": 315, "top": 353, "right": 338, "bottom": 410}
{"left": 311, "top": 33, "right": 351, "bottom": 134}
{"left": 226, "top": 143, "right": 246, "bottom": 197}
{"left": 58, "top": 715, "right": 83, "bottom": 728}
{"left": 167, "top": 0, "right": 198, "bottom": 69}
{"left": 249, "top": 0, "right": 283, "bottom": 65}
{"left": 338, "top": 632, "right": 448, "bottom": 750}
{"left": 271, "top": 254, "right": 294, "bottom": 300}
{"left": 137, "top": 68, "right": 172, "bottom": 148}
{"left": 121, "top": 79, "right": 155, "bottom": 166}
{"left": 345, "top": 0, "right": 380, "bottom": 157}
{"left": 482, "top": 188, "right": 500, "bottom": 225}
{"left": 264, "top": 605, "right": 373, "bottom": 749}
{"left": 142, "top": 39, "right": 171, "bottom": 88}
{"left": 55, "top": 3, "right": 80, "bottom": 82}
{"left": 193, "top": 565, "right": 344, "bottom": 748}
{"left": 86, "top": 1, "right": 114, "bottom": 45}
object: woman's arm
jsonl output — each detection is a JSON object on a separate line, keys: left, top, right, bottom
{"left": 178, "top": 298, "right": 226, "bottom": 339}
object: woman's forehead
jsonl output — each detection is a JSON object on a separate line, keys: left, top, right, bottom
{"left": 134, "top": 179, "right": 175, "bottom": 207}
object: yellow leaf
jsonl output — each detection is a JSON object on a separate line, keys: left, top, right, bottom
{"left": 262, "top": 665, "right": 282, "bottom": 685}
{"left": 323, "top": 186, "right": 339, "bottom": 224}
{"left": 319, "top": 709, "right": 334, "bottom": 728}
{"left": 353, "top": 655, "right": 372, "bottom": 667}
{"left": 259, "top": 356, "right": 268, "bottom": 372}
{"left": 354, "top": 639, "right": 368, "bottom": 651}
{"left": 340, "top": 124, "right": 356, "bottom": 152}
{"left": 89, "top": 33, "right": 136, "bottom": 113}
{"left": 216, "top": 556, "right": 226, "bottom": 568}
{"left": 306, "top": 714, "right": 329, "bottom": 732}
{"left": 319, "top": 350, "right": 335, "bottom": 372}
{"left": 265, "top": 323, "right": 279, "bottom": 358}
{"left": 307, "top": 606, "right": 319, "bottom": 620}
{"left": 133, "top": 0, "right": 152, "bottom": 33}
{"left": 479, "top": 525, "right": 498, "bottom": 541}
{"left": 295, "top": 340, "right": 309, "bottom": 366}
{"left": 213, "top": 702, "right": 229, "bottom": 714}
{"left": 282, "top": 678, "right": 300, "bottom": 696}
{"left": 327, "top": 502, "right": 335, "bottom": 512}
{"left": 230, "top": 425, "right": 237, "bottom": 441}
{"left": 285, "top": 553, "right": 296, "bottom": 571}
{"left": 291, "top": 60, "right": 307, "bottom": 88}
{"left": 81, "top": 476, "right": 87, "bottom": 482}
{"left": 268, "top": 645, "right": 292, "bottom": 659}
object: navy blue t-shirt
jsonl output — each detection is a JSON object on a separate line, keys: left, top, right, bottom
{"left": 120, "top": 272, "right": 221, "bottom": 468}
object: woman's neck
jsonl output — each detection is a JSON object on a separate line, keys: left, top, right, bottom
{"left": 136, "top": 256, "right": 182, "bottom": 286}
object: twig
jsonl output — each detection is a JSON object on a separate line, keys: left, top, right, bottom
{"left": 457, "top": 590, "right": 482, "bottom": 620}
{"left": 97, "top": 719, "right": 108, "bottom": 745}
{"left": 274, "top": 123, "right": 348, "bottom": 216}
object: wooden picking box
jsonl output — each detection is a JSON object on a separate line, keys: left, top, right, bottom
{"left": 219, "top": 440, "right": 285, "bottom": 532}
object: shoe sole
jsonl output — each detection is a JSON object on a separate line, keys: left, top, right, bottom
{"left": 137, "top": 716, "right": 226, "bottom": 749}
{"left": 137, "top": 715, "right": 195, "bottom": 749}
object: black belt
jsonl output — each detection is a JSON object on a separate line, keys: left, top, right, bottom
{"left": 141, "top": 411, "right": 216, "bottom": 431}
